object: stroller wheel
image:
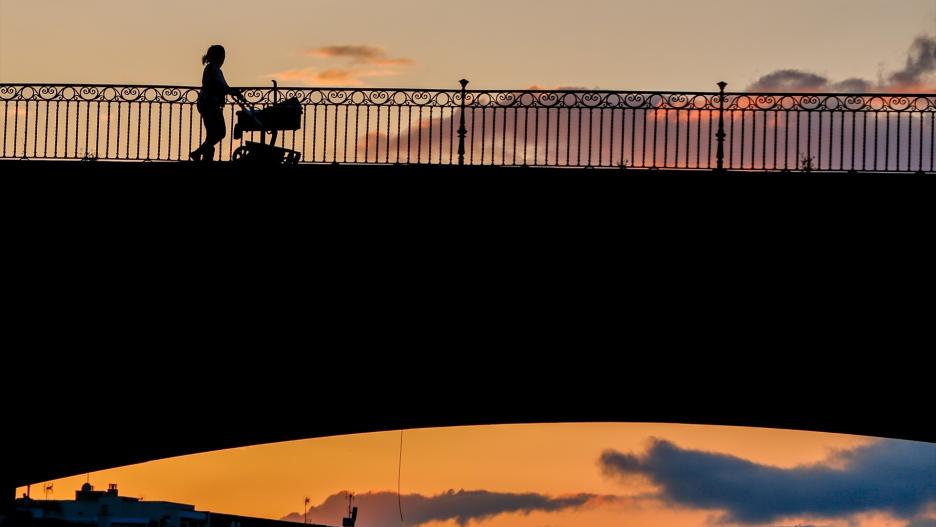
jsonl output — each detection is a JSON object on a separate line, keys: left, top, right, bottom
{"left": 232, "top": 145, "right": 250, "bottom": 162}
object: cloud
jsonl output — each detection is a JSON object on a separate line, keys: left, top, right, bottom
{"left": 281, "top": 490, "right": 611, "bottom": 527}
{"left": 600, "top": 438, "right": 936, "bottom": 524}
{"left": 905, "top": 518, "right": 936, "bottom": 527}
{"left": 272, "top": 67, "right": 363, "bottom": 87}
{"left": 268, "top": 67, "right": 403, "bottom": 87}
{"left": 527, "top": 85, "right": 594, "bottom": 91}
{"left": 830, "top": 78, "right": 873, "bottom": 93}
{"left": 275, "top": 45, "right": 414, "bottom": 87}
{"left": 747, "top": 70, "right": 875, "bottom": 92}
{"left": 748, "top": 34, "right": 936, "bottom": 92}
{"left": 309, "top": 45, "right": 414, "bottom": 66}
{"left": 889, "top": 35, "right": 936, "bottom": 86}
{"left": 747, "top": 70, "right": 830, "bottom": 92}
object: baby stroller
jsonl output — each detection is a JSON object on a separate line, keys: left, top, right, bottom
{"left": 232, "top": 81, "right": 303, "bottom": 165}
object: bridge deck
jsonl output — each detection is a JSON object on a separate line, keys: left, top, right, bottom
{"left": 4, "top": 158, "right": 931, "bottom": 225}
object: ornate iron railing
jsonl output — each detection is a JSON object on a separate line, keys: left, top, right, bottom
{"left": 1, "top": 82, "right": 934, "bottom": 172}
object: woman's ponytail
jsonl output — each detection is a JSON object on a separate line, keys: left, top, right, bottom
{"left": 202, "top": 45, "right": 225, "bottom": 66}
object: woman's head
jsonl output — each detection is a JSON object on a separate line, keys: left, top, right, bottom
{"left": 202, "top": 45, "right": 225, "bottom": 66}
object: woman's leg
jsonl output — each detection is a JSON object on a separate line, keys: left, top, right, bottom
{"left": 191, "top": 105, "right": 209, "bottom": 160}
{"left": 192, "top": 106, "right": 227, "bottom": 161}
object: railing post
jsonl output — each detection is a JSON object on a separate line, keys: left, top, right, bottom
{"left": 716, "top": 81, "right": 727, "bottom": 171}
{"left": 457, "top": 79, "right": 469, "bottom": 166}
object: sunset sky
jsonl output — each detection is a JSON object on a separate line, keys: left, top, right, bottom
{"left": 1, "top": 0, "right": 934, "bottom": 91}
{"left": 15, "top": 424, "right": 936, "bottom": 527}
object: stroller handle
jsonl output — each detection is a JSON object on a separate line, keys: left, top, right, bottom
{"left": 230, "top": 79, "right": 278, "bottom": 110}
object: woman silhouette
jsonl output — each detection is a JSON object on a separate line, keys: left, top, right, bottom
{"left": 190, "top": 45, "right": 243, "bottom": 161}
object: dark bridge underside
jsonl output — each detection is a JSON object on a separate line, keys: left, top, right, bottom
{"left": 5, "top": 159, "right": 931, "bottom": 497}
{"left": 7, "top": 366, "right": 931, "bottom": 490}
{"left": 4, "top": 159, "right": 932, "bottom": 216}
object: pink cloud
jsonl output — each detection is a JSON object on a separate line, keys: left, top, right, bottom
{"left": 308, "top": 45, "right": 414, "bottom": 66}
{"left": 271, "top": 68, "right": 363, "bottom": 87}
{"left": 276, "top": 44, "right": 414, "bottom": 87}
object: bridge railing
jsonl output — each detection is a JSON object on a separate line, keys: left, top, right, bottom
{"left": 1, "top": 82, "right": 933, "bottom": 172}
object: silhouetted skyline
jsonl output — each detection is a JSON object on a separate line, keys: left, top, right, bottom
{"left": 15, "top": 424, "right": 936, "bottom": 527}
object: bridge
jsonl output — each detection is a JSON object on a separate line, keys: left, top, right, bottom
{"left": 2, "top": 81, "right": 933, "bottom": 172}
{"left": 4, "top": 81, "right": 933, "bottom": 511}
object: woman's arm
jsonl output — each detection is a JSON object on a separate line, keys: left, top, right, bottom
{"left": 218, "top": 69, "right": 246, "bottom": 101}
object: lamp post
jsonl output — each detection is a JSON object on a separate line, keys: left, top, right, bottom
{"left": 716, "top": 81, "right": 727, "bottom": 171}
{"left": 457, "top": 79, "right": 469, "bottom": 166}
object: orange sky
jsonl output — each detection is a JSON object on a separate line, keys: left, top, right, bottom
{"left": 18, "top": 423, "right": 922, "bottom": 527}
{"left": 1, "top": 0, "right": 934, "bottom": 91}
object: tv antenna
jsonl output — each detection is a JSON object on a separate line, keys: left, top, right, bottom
{"left": 398, "top": 430, "right": 405, "bottom": 525}
{"left": 341, "top": 492, "right": 358, "bottom": 527}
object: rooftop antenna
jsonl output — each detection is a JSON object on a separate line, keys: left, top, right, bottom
{"left": 43, "top": 482, "right": 53, "bottom": 500}
{"left": 398, "top": 430, "right": 404, "bottom": 525}
{"left": 342, "top": 492, "right": 357, "bottom": 527}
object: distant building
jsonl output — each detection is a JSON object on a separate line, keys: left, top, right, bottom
{"left": 210, "top": 513, "right": 335, "bottom": 527}
{"left": 12, "top": 484, "right": 356, "bottom": 527}
{"left": 15, "top": 483, "right": 208, "bottom": 527}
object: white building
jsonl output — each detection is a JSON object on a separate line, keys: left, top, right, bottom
{"left": 16, "top": 483, "right": 209, "bottom": 527}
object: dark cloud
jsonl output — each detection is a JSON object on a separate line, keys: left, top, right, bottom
{"left": 747, "top": 70, "right": 876, "bottom": 93}
{"left": 600, "top": 438, "right": 936, "bottom": 524}
{"left": 748, "top": 69, "right": 829, "bottom": 91}
{"left": 889, "top": 35, "right": 936, "bottom": 86}
{"left": 748, "top": 34, "right": 936, "bottom": 92}
{"left": 829, "top": 78, "right": 872, "bottom": 93}
{"left": 281, "top": 490, "right": 606, "bottom": 527}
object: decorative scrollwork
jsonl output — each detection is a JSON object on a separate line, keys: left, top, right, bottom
{"left": 538, "top": 92, "right": 560, "bottom": 107}
{"left": 799, "top": 96, "right": 822, "bottom": 111}
{"left": 667, "top": 94, "right": 690, "bottom": 109}
{"left": 625, "top": 93, "right": 647, "bottom": 109}
{"left": 411, "top": 91, "right": 432, "bottom": 106}
{"left": 161, "top": 88, "right": 183, "bottom": 103}
{"left": 0, "top": 85, "right": 17, "bottom": 100}
{"left": 79, "top": 86, "right": 100, "bottom": 101}
{"left": 0, "top": 84, "right": 931, "bottom": 114}
{"left": 121, "top": 87, "right": 141, "bottom": 101}
{"left": 367, "top": 91, "right": 390, "bottom": 105}
{"left": 887, "top": 97, "right": 910, "bottom": 111}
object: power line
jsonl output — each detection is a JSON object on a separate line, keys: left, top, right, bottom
{"left": 397, "top": 430, "right": 404, "bottom": 525}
